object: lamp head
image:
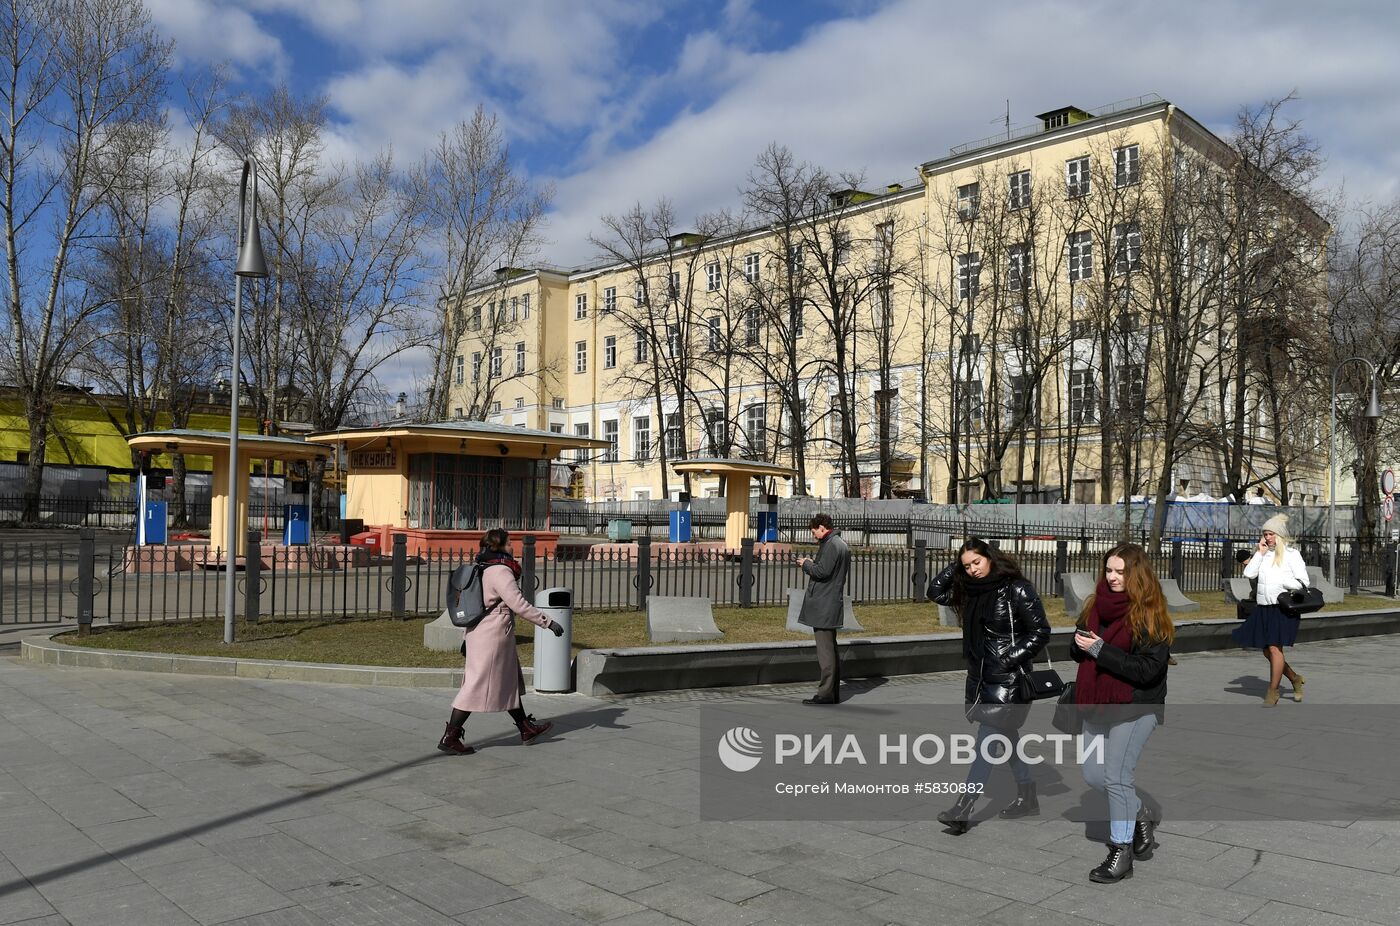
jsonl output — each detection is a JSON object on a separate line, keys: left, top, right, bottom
{"left": 1365, "top": 378, "right": 1383, "bottom": 419}
{"left": 235, "top": 158, "right": 270, "bottom": 279}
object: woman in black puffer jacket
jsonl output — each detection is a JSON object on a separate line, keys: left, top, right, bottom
{"left": 927, "top": 538, "right": 1050, "bottom": 833}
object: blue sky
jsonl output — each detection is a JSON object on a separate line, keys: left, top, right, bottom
{"left": 149, "top": 0, "right": 1400, "bottom": 268}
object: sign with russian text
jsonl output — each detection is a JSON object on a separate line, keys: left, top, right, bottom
{"left": 349, "top": 449, "right": 397, "bottom": 470}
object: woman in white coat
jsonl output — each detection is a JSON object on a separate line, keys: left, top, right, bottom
{"left": 1231, "top": 514, "right": 1309, "bottom": 705}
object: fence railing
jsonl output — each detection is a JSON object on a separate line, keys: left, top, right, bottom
{"left": 2, "top": 531, "right": 1394, "bottom": 628}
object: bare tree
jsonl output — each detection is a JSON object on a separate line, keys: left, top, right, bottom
{"left": 0, "top": 0, "right": 170, "bottom": 522}
{"left": 422, "top": 107, "right": 550, "bottom": 421}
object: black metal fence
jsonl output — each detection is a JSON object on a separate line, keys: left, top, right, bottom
{"left": 1, "top": 530, "right": 1393, "bottom": 628}
{"left": 0, "top": 494, "right": 342, "bottom": 532}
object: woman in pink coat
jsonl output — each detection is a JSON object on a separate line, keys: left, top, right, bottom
{"left": 438, "top": 529, "right": 563, "bottom": 755}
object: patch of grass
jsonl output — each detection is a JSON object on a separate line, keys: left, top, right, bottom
{"left": 62, "top": 593, "right": 1400, "bottom": 667}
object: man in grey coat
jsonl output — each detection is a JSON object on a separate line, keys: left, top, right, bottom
{"left": 797, "top": 513, "right": 852, "bottom": 704}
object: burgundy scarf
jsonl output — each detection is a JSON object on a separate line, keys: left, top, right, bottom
{"left": 475, "top": 549, "right": 522, "bottom": 578}
{"left": 1075, "top": 579, "right": 1136, "bottom": 705}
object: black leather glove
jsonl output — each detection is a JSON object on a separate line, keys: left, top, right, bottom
{"left": 548, "top": 620, "right": 564, "bottom": 637}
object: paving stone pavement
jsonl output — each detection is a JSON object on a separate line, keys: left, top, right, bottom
{"left": 1, "top": 635, "right": 1400, "bottom": 925}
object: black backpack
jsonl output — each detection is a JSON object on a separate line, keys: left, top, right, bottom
{"left": 446, "top": 564, "right": 487, "bottom": 628}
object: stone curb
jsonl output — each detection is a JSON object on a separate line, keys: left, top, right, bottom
{"left": 18, "top": 632, "right": 535, "bottom": 690}
{"left": 574, "top": 608, "right": 1400, "bottom": 696}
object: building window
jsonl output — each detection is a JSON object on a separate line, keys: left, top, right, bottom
{"left": 1007, "top": 374, "right": 1034, "bottom": 422}
{"left": 574, "top": 423, "right": 590, "bottom": 463}
{"left": 959, "top": 332, "right": 982, "bottom": 358}
{"left": 522, "top": 293, "right": 530, "bottom": 319}
{"left": 667, "top": 271, "right": 680, "bottom": 301}
{"left": 833, "top": 231, "right": 851, "bottom": 265}
{"left": 1113, "top": 222, "right": 1142, "bottom": 275}
{"left": 744, "top": 404, "right": 766, "bottom": 456}
{"left": 510, "top": 297, "right": 519, "bottom": 321}
{"left": 575, "top": 292, "right": 587, "bottom": 319}
{"left": 1115, "top": 144, "right": 1140, "bottom": 187}
{"left": 604, "top": 335, "right": 616, "bottom": 369}
{"left": 575, "top": 340, "right": 587, "bottom": 373}
{"left": 706, "top": 261, "right": 721, "bottom": 291}
{"left": 1066, "top": 156, "right": 1090, "bottom": 198}
{"left": 454, "top": 354, "right": 464, "bottom": 385}
{"left": 874, "top": 388, "right": 898, "bottom": 429}
{"left": 790, "top": 296, "right": 804, "bottom": 337}
{"left": 489, "top": 347, "right": 502, "bottom": 378}
{"left": 634, "top": 281, "right": 645, "bottom": 305}
{"left": 706, "top": 408, "right": 726, "bottom": 456}
{"left": 1070, "top": 318, "right": 1094, "bottom": 340}
{"left": 552, "top": 398, "right": 565, "bottom": 409}
{"left": 1069, "top": 368, "right": 1098, "bottom": 423}
{"left": 1067, "top": 230, "right": 1093, "bottom": 282}
{"left": 957, "top": 181, "right": 980, "bottom": 220}
{"left": 666, "top": 323, "right": 681, "bottom": 357}
{"left": 515, "top": 342, "right": 525, "bottom": 374}
{"left": 743, "top": 252, "right": 760, "bottom": 283}
{"left": 743, "top": 307, "right": 761, "bottom": 346}
{"left": 1117, "top": 311, "right": 1140, "bottom": 334}
{"left": 470, "top": 305, "right": 482, "bottom": 329}
{"left": 471, "top": 352, "right": 481, "bottom": 382}
{"left": 665, "top": 412, "right": 682, "bottom": 459}
{"left": 602, "top": 286, "right": 616, "bottom": 314}
{"left": 514, "top": 397, "right": 524, "bottom": 409}
{"left": 633, "top": 416, "right": 651, "bottom": 462}
{"left": 454, "top": 407, "right": 463, "bottom": 419}
{"left": 549, "top": 423, "right": 564, "bottom": 434}
{"left": 1007, "top": 242, "right": 1032, "bottom": 293}
{"left": 1116, "top": 362, "right": 1145, "bottom": 409}
{"left": 490, "top": 401, "right": 501, "bottom": 414}
{"left": 1073, "top": 479, "right": 1097, "bottom": 504}
{"left": 786, "top": 244, "right": 803, "bottom": 277}
{"left": 957, "top": 252, "right": 981, "bottom": 301}
{"left": 708, "top": 316, "right": 722, "bottom": 352}
{"left": 1008, "top": 170, "right": 1031, "bottom": 210}
{"left": 602, "top": 419, "right": 619, "bottom": 462}
{"left": 957, "top": 379, "right": 983, "bottom": 429}
{"left": 635, "top": 332, "right": 649, "bottom": 363}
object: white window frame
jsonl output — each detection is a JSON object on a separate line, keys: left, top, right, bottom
{"left": 1066, "top": 156, "right": 1090, "bottom": 198}
{"left": 743, "top": 252, "right": 760, "bottom": 283}
{"left": 575, "top": 292, "right": 588, "bottom": 319}
{"left": 1068, "top": 230, "right": 1093, "bottom": 282}
{"left": 635, "top": 332, "right": 648, "bottom": 363}
{"left": 454, "top": 354, "right": 464, "bottom": 385}
{"left": 744, "top": 403, "right": 766, "bottom": 456}
{"left": 705, "top": 261, "right": 721, "bottom": 292}
{"left": 1113, "top": 222, "right": 1142, "bottom": 275}
{"left": 1008, "top": 170, "right": 1031, "bottom": 210}
{"left": 604, "top": 335, "right": 616, "bottom": 369}
{"left": 708, "top": 316, "right": 722, "bottom": 352}
{"left": 957, "top": 181, "right": 980, "bottom": 220}
{"left": 1008, "top": 242, "right": 1032, "bottom": 293}
{"left": 573, "top": 423, "right": 590, "bottom": 463}
{"left": 633, "top": 416, "right": 651, "bottom": 462}
{"left": 602, "top": 419, "right": 619, "bottom": 462}
{"left": 602, "top": 286, "right": 616, "bottom": 314}
{"left": 1069, "top": 368, "right": 1098, "bottom": 423}
{"left": 471, "top": 352, "right": 481, "bottom": 382}
{"left": 575, "top": 340, "right": 587, "bottom": 373}
{"left": 957, "top": 252, "right": 981, "bottom": 301}
{"left": 664, "top": 412, "right": 682, "bottom": 459}
{"left": 666, "top": 323, "right": 682, "bottom": 358}
{"left": 522, "top": 293, "right": 531, "bottom": 319}
{"left": 1115, "top": 144, "right": 1140, "bottom": 187}
{"left": 514, "top": 341, "right": 525, "bottom": 374}
{"left": 489, "top": 347, "right": 502, "bottom": 378}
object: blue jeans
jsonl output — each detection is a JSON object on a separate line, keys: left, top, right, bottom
{"left": 1081, "top": 715, "right": 1158, "bottom": 844}
{"left": 965, "top": 722, "right": 1034, "bottom": 789}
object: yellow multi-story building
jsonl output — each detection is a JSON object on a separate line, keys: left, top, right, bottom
{"left": 452, "top": 94, "right": 1329, "bottom": 505}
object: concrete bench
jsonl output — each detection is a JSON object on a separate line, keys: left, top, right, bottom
{"left": 1061, "top": 572, "right": 1096, "bottom": 618}
{"left": 646, "top": 596, "right": 724, "bottom": 643}
{"left": 937, "top": 604, "right": 959, "bottom": 627}
{"left": 1158, "top": 577, "right": 1201, "bottom": 613}
{"left": 1307, "top": 566, "right": 1345, "bottom": 604}
{"left": 784, "top": 589, "right": 865, "bottom": 633}
{"left": 1224, "top": 577, "right": 1255, "bottom": 605}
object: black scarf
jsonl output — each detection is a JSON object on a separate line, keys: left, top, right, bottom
{"left": 475, "top": 548, "right": 521, "bottom": 578}
{"left": 959, "top": 574, "right": 1007, "bottom": 663}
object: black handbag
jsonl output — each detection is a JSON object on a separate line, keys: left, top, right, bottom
{"left": 1006, "top": 592, "right": 1065, "bottom": 701}
{"left": 1051, "top": 682, "right": 1081, "bottom": 735}
{"left": 1277, "top": 586, "right": 1325, "bottom": 616}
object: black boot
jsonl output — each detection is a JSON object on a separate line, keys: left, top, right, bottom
{"left": 1089, "top": 842, "right": 1134, "bottom": 883}
{"left": 936, "top": 793, "right": 978, "bottom": 835}
{"left": 998, "top": 782, "right": 1040, "bottom": 819}
{"left": 1133, "top": 808, "right": 1158, "bottom": 860}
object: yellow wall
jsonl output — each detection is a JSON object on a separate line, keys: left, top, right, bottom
{"left": 0, "top": 395, "right": 260, "bottom": 478}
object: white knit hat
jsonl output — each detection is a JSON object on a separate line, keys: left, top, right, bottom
{"left": 1261, "top": 514, "right": 1290, "bottom": 538}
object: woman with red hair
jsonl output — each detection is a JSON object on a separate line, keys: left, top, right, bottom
{"left": 1071, "top": 543, "right": 1174, "bottom": 884}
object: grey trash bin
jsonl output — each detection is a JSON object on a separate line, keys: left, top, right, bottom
{"left": 533, "top": 587, "right": 574, "bottom": 693}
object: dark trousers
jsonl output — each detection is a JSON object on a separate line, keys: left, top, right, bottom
{"left": 814, "top": 628, "right": 840, "bottom": 700}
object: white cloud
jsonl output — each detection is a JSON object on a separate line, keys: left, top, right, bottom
{"left": 146, "top": 0, "right": 288, "bottom": 78}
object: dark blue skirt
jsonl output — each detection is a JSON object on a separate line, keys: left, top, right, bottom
{"left": 1231, "top": 603, "right": 1300, "bottom": 648}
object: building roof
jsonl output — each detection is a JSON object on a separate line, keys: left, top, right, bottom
{"left": 672, "top": 457, "right": 797, "bottom": 479}
{"left": 127, "top": 429, "right": 330, "bottom": 461}
{"left": 305, "top": 419, "right": 610, "bottom": 455}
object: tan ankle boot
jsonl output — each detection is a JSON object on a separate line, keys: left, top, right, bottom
{"left": 1263, "top": 688, "right": 1280, "bottom": 707}
{"left": 1290, "top": 675, "right": 1305, "bottom": 702}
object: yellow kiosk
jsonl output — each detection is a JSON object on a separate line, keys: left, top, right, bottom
{"left": 671, "top": 457, "right": 796, "bottom": 550}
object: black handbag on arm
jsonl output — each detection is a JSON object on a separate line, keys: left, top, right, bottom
{"left": 1277, "top": 586, "right": 1325, "bottom": 616}
{"left": 1006, "top": 591, "right": 1065, "bottom": 701}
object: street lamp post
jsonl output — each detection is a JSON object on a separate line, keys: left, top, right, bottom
{"left": 224, "top": 157, "right": 270, "bottom": 645}
{"left": 1329, "top": 357, "right": 1383, "bottom": 586}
